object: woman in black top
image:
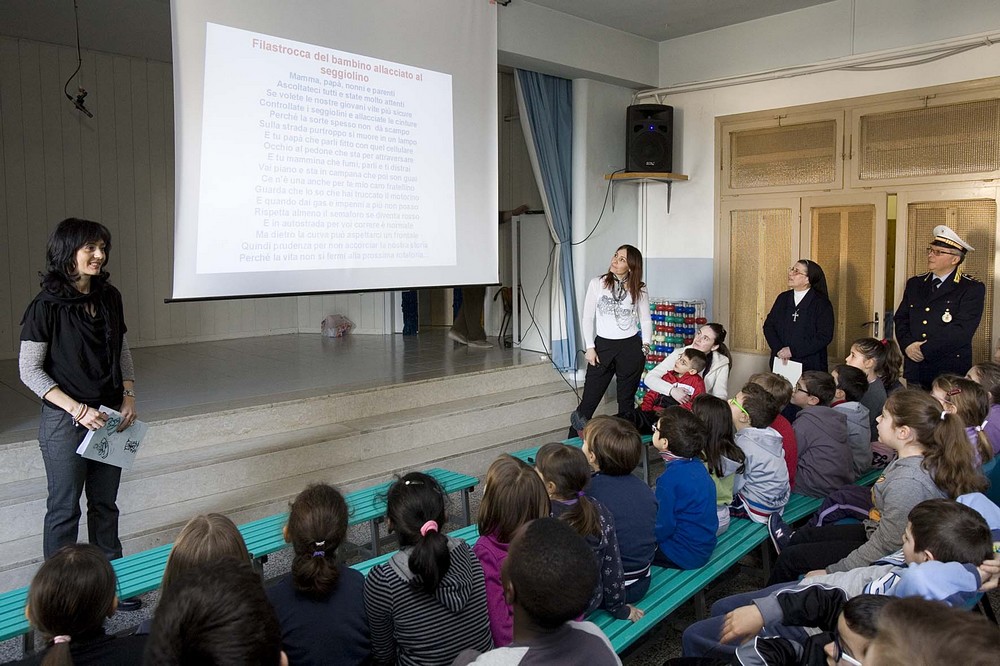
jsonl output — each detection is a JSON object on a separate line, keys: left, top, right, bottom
{"left": 762, "top": 259, "right": 835, "bottom": 373}
{"left": 18, "top": 218, "right": 137, "bottom": 562}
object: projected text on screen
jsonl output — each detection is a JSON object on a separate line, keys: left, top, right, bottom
{"left": 197, "top": 23, "right": 456, "bottom": 274}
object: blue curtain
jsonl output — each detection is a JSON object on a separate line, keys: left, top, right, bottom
{"left": 516, "top": 69, "right": 577, "bottom": 371}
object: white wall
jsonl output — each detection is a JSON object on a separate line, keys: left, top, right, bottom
{"left": 571, "top": 79, "right": 640, "bottom": 340}
{"left": 659, "top": 0, "right": 1000, "bottom": 86}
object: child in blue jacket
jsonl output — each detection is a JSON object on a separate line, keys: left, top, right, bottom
{"left": 650, "top": 407, "right": 718, "bottom": 569}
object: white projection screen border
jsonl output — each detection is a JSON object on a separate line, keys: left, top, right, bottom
{"left": 170, "top": 0, "right": 499, "bottom": 300}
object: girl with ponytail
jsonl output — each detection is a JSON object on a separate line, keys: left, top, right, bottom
{"left": 846, "top": 337, "right": 905, "bottom": 443}
{"left": 768, "top": 389, "right": 986, "bottom": 584}
{"left": 267, "top": 483, "right": 370, "bottom": 665}
{"left": 535, "top": 443, "right": 637, "bottom": 621}
{"left": 965, "top": 361, "right": 1000, "bottom": 458}
{"left": 363, "top": 472, "right": 491, "bottom": 665}
{"left": 931, "top": 375, "right": 994, "bottom": 467}
{"left": 21, "top": 543, "right": 146, "bottom": 666}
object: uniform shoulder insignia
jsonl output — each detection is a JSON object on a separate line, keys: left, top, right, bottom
{"left": 960, "top": 273, "right": 981, "bottom": 282}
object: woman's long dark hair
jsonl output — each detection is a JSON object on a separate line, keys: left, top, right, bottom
{"left": 40, "top": 218, "right": 113, "bottom": 296}
{"left": 699, "top": 322, "right": 731, "bottom": 376}
{"left": 797, "top": 258, "right": 829, "bottom": 300}
{"left": 601, "top": 244, "right": 646, "bottom": 306}
{"left": 387, "top": 472, "right": 450, "bottom": 594}
{"left": 287, "top": 483, "right": 350, "bottom": 599}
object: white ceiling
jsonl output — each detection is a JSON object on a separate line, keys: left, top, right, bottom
{"left": 521, "top": 0, "right": 838, "bottom": 42}
{"left": 0, "top": 0, "right": 840, "bottom": 63}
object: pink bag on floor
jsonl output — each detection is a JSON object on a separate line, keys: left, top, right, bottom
{"left": 321, "top": 314, "right": 354, "bottom": 337}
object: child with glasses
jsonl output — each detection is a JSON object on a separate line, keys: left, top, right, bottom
{"left": 748, "top": 372, "right": 799, "bottom": 489}
{"left": 789, "top": 371, "right": 853, "bottom": 498}
{"left": 728, "top": 384, "right": 790, "bottom": 523}
{"left": 832, "top": 365, "right": 875, "bottom": 479}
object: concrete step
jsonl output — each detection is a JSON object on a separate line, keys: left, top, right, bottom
{"left": 0, "top": 362, "right": 593, "bottom": 591}
{"left": 0, "top": 361, "right": 563, "bottom": 486}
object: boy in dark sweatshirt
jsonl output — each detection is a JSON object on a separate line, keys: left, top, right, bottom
{"left": 789, "top": 371, "right": 852, "bottom": 498}
{"left": 831, "top": 364, "right": 873, "bottom": 479}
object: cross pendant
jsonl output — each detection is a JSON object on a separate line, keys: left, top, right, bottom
{"left": 792, "top": 310, "right": 799, "bottom": 322}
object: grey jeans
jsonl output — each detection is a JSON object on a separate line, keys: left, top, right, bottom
{"left": 38, "top": 404, "right": 123, "bottom": 560}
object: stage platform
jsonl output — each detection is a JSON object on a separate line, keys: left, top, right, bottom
{"left": 0, "top": 329, "right": 551, "bottom": 442}
{"left": 0, "top": 330, "right": 583, "bottom": 591}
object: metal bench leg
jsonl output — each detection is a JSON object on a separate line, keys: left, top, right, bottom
{"left": 642, "top": 446, "right": 650, "bottom": 486}
{"left": 760, "top": 542, "right": 773, "bottom": 582}
{"left": 252, "top": 554, "right": 268, "bottom": 576}
{"left": 693, "top": 590, "right": 708, "bottom": 620}
{"left": 461, "top": 489, "right": 472, "bottom": 526}
{"left": 370, "top": 519, "right": 380, "bottom": 556}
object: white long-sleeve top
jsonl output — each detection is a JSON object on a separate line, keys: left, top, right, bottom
{"left": 581, "top": 276, "right": 652, "bottom": 349}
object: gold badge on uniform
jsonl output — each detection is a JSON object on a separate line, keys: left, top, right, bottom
{"left": 942, "top": 310, "right": 953, "bottom": 323}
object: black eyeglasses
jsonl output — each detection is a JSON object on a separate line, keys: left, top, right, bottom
{"left": 795, "top": 386, "right": 811, "bottom": 396}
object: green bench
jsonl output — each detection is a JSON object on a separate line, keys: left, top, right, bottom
{"left": 0, "top": 467, "right": 478, "bottom": 652}
{"left": 590, "top": 517, "right": 767, "bottom": 652}
{"left": 343, "top": 468, "right": 886, "bottom": 655}
{"left": 352, "top": 523, "right": 481, "bottom": 577}
{"left": 591, "top": 468, "right": 887, "bottom": 652}
{"left": 240, "top": 467, "right": 478, "bottom": 561}
{"left": 0, "top": 588, "right": 30, "bottom": 651}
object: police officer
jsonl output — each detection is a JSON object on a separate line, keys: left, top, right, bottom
{"left": 893, "top": 225, "right": 985, "bottom": 388}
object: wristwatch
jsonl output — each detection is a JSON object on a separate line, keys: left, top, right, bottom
{"left": 123, "top": 388, "right": 136, "bottom": 398}
{"left": 641, "top": 343, "right": 651, "bottom": 355}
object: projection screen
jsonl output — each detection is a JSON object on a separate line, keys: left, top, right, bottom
{"left": 170, "top": 0, "right": 498, "bottom": 300}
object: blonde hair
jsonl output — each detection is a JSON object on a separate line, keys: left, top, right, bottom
{"left": 477, "top": 454, "right": 549, "bottom": 543}
{"left": 162, "top": 514, "right": 250, "bottom": 593}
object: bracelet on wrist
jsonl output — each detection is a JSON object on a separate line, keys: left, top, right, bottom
{"left": 123, "top": 388, "right": 136, "bottom": 398}
{"left": 71, "top": 403, "right": 88, "bottom": 425}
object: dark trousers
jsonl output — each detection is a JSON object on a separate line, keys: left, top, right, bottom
{"left": 681, "top": 582, "right": 805, "bottom": 658}
{"left": 573, "top": 334, "right": 644, "bottom": 428}
{"left": 38, "top": 405, "right": 123, "bottom": 560}
{"left": 624, "top": 572, "right": 651, "bottom": 604}
{"left": 451, "top": 286, "right": 486, "bottom": 341}
{"left": 767, "top": 523, "right": 868, "bottom": 585}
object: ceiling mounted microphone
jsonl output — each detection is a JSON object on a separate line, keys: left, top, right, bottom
{"left": 73, "top": 89, "right": 93, "bottom": 118}
{"left": 63, "top": 0, "right": 94, "bottom": 119}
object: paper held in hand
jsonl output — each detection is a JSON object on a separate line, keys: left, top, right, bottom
{"left": 771, "top": 358, "right": 803, "bottom": 388}
{"left": 76, "top": 406, "right": 149, "bottom": 470}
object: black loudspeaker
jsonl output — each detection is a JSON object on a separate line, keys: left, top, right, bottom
{"left": 626, "top": 104, "right": 673, "bottom": 172}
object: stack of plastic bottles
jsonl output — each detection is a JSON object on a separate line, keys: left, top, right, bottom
{"left": 637, "top": 299, "right": 708, "bottom": 405}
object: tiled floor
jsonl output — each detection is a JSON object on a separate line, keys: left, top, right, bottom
{"left": 0, "top": 329, "right": 545, "bottom": 442}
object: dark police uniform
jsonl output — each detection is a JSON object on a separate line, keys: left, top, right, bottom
{"left": 893, "top": 270, "right": 985, "bottom": 388}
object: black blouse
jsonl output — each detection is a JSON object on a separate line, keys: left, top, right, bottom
{"left": 20, "top": 282, "right": 127, "bottom": 409}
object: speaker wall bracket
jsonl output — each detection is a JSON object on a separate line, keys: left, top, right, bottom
{"left": 604, "top": 172, "right": 688, "bottom": 214}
